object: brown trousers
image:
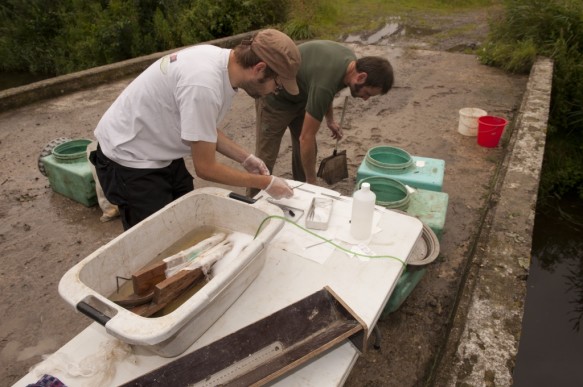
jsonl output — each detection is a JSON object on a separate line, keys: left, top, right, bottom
{"left": 248, "top": 98, "right": 314, "bottom": 197}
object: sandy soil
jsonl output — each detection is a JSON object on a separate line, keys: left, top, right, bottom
{"left": 0, "top": 9, "right": 528, "bottom": 387}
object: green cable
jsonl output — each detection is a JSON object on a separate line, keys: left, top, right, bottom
{"left": 254, "top": 215, "right": 406, "bottom": 267}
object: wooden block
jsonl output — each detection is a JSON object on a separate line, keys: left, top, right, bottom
{"left": 132, "top": 261, "right": 167, "bottom": 296}
{"left": 129, "top": 267, "right": 205, "bottom": 317}
{"left": 153, "top": 267, "right": 204, "bottom": 306}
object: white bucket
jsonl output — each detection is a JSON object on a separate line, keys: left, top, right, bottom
{"left": 458, "top": 108, "right": 487, "bottom": 136}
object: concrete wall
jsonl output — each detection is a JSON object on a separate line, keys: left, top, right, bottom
{"left": 0, "top": 32, "right": 255, "bottom": 113}
{"left": 431, "top": 57, "right": 553, "bottom": 386}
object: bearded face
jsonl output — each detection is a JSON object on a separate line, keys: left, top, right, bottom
{"left": 240, "top": 72, "right": 277, "bottom": 99}
{"left": 349, "top": 82, "right": 382, "bottom": 101}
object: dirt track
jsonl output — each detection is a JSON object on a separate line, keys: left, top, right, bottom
{"left": 0, "top": 9, "right": 528, "bottom": 386}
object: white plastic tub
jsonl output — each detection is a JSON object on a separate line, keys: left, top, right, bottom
{"left": 58, "top": 187, "right": 284, "bottom": 357}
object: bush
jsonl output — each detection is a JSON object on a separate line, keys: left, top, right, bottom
{"left": 178, "top": 0, "right": 287, "bottom": 44}
{"left": 0, "top": 0, "right": 289, "bottom": 76}
{"left": 0, "top": 0, "right": 63, "bottom": 74}
{"left": 480, "top": 0, "right": 583, "bottom": 199}
{"left": 479, "top": 39, "right": 538, "bottom": 73}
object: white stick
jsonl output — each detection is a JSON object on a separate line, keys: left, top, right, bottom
{"left": 181, "top": 240, "right": 234, "bottom": 276}
{"left": 163, "top": 232, "right": 227, "bottom": 272}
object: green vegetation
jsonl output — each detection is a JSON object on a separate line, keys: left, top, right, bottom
{"left": 284, "top": 0, "right": 496, "bottom": 40}
{"left": 0, "top": 0, "right": 288, "bottom": 76}
{"left": 0, "top": 0, "right": 496, "bottom": 75}
{"left": 478, "top": 0, "right": 583, "bottom": 199}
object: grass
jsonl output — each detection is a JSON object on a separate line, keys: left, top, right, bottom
{"left": 285, "top": 0, "right": 501, "bottom": 40}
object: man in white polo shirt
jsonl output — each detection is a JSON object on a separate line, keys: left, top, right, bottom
{"left": 90, "top": 29, "right": 300, "bottom": 230}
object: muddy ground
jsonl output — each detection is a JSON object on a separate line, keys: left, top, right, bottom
{"left": 1, "top": 9, "right": 528, "bottom": 387}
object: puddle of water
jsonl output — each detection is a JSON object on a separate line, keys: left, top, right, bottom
{"left": 513, "top": 197, "right": 583, "bottom": 386}
{"left": 344, "top": 20, "right": 440, "bottom": 45}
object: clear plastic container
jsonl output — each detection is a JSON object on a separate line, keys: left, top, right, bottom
{"left": 351, "top": 182, "right": 376, "bottom": 240}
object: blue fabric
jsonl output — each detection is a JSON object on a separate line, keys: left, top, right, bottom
{"left": 26, "top": 374, "right": 67, "bottom": 387}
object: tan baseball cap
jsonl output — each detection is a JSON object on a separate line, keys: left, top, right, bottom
{"left": 249, "top": 29, "right": 301, "bottom": 95}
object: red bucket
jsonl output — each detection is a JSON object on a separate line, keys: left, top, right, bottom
{"left": 477, "top": 116, "right": 508, "bottom": 148}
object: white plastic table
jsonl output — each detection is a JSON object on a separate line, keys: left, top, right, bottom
{"left": 15, "top": 183, "right": 423, "bottom": 387}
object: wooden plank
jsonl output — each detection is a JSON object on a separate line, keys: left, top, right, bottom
{"left": 120, "top": 286, "right": 366, "bottom": 386}
{"left": 153, "top": 268, "right": 204, "bottom": 305}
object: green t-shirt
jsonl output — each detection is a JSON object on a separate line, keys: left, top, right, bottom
{"left": 265, "top": 40, "right": 356, "bottom": 122}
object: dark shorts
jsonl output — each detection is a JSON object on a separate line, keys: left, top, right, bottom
{"left": 89, "top": 145, "right": 194, "bottom": 230}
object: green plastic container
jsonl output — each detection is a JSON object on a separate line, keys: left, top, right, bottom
{"left": 382, "top": 266, "right": 427, "bottom": 318}
{"left": 41, "top": 139, "right": 97, "bottom": 207}
{"left": 364, "top": 146, "right": 414, "bottom": 171}
{"left": 406, "top": 189, "right": 449, "bottom": 240}
{"left": 355, "top": 177, "right": 448, "bottom": 239}
{"left": 356, "top": 146, "right": 445, "bottom": 192}
{"left": 356, "top": 180, "right": 448, "bottom": 318}
{"left": 355, "top": 176, "right": 410, "bottom": 210}
{"left": 381, "top": 222, "right": 441, "bottom": 318}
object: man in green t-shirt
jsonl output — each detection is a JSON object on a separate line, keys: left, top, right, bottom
{"left": 248, "top": 40, "right": 393, "bottom": 196}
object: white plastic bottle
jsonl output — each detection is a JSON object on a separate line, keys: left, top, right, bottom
{"left": 351, "top": 182, "right": 376, "bottom": 240}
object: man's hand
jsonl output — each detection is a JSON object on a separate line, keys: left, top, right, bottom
{"left": 242, "top": 154, "right": 270, "bottom": 175}
{"left": 265, "top": 176, "right": 293, "bottom": 199}
{"left": 326, "top": 120, "right": 343, "bottom": 140}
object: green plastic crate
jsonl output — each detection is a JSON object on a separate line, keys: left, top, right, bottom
{"left": 381, "top": 266, "right": 427, "bottom": 318}
{"left": 406, "top": 189, "right": 449, "bottom": 240}
{"left": 378, "top": 189, "right": 448, "bottom": 317}
{"left": 42, "top": 139, "right": 96, "bottom": 207}
{"left": 356, "top": 146, "right": 445, "bottom": 192}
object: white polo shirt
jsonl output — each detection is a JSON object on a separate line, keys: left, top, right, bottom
{"left": 95, "top": 45, "right": 237, "bottom": 168}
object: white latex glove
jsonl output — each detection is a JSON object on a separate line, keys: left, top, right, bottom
{"left": 265, "top": 176, "right": 293, "bottom": 199}
{"left": 242, "top": 154, "right": 270, "bottom": 175}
